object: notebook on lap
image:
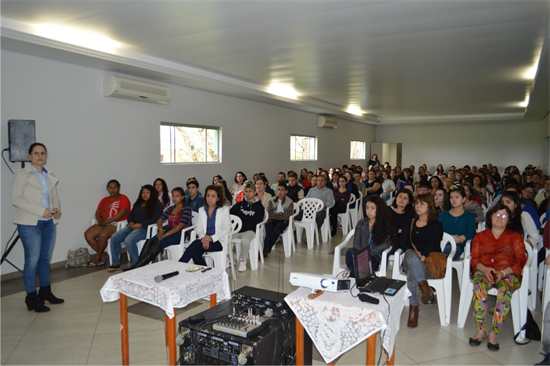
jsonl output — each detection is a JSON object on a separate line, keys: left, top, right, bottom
{"left": 352, "top": 246, "right": 405, "bottom": 296}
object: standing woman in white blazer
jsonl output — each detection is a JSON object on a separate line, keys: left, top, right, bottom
{"left": 11, "top": 143, "right": 64, "bottom": 313}
{"left": 179, "top": 185, "right": 231, "bottom": 265}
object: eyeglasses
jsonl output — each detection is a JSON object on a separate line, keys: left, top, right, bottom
{"left": 494, "top": 213, "right": 508, "bottom": 219}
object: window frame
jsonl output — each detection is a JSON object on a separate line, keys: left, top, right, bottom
{"left": 350, "top": 140, "right": 366, "bottom": 160}
{"left": 160, "top": 122, "right": 221, "bottom": 164}
{"left": 290, "top": 134, "right": 318, "bottom": 161}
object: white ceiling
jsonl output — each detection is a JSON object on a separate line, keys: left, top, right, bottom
{"left": 1, "top": 1, "right": 549, "bottom": 125}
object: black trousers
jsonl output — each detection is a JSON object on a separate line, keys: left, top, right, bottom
{"left": 264, "top": 220, "right": 289, "bottom": 253}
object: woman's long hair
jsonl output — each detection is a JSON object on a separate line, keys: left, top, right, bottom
{"left": 154, "top": 178, "right": 170, "bottom": 207}
{"left": 500, "top": 192, "right": 523, "bottom": 235}
{"left": 367, "top": 196, "right": 398, "bottom": 248}
{"left": 217, "top": 180, "right": 232, "bottom": 203}
{"left": 134, "top": 184, "right": 158, "bottom": 218}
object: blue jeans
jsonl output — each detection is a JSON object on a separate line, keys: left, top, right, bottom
{"left": 402, "top": 249, "right": 429, "bottom": 306}
{"left": 109, "top": 226, "right": 147, "bottom": 264}
{"left": 18, "top": 220, "right": 56, "bottom": 294}
{"left": 443, "top": 242, "right": 464, "bottom": 261}
{"left": 151, "top": 225, "right": 183, "bottom": 249}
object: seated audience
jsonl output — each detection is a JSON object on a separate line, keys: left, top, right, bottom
{"left": 434, "top": 164, "right": 445, "bottom": 177}
{"left": 304, "top": 175, "right": 317, "bottom": 196}
{"left": 501, "top": 192, "right": 540, "bottom": 247}
{"left": 472, "top": 174, "right": 488, "bottom": 204}
{"left": 128, "top": 187, "right": 193, "bottom": 270}
{"left": 463, "top": 183, "right": 485, "bottom": 224}
{"left": 365, "top": 170, "right": 383, "bottom": 197}
{"left": 286, "top": 171, "right": 304, "bottom": 202}
{"left": 354, "top": 171, "right": 366, "bottom": 197}
{"left": 230, "top": 182, "right": 265, "bottom": 272}
{"left": 230, "top": 171, "right": 247, "bottom": 195}
{"left": 522, "top": 183, "right": 537, "bottom": 210}
{"left": 417, "top": 180, "right": 431, "bottom": 196}
{"left": 391, "top": 188, "right": 415, "bottom": 237}
{"left": 330, "top": 171, "right": 340, "bottom": 191}
{"left": 154, "top": 178, "right": 173, "bottom": 209}
{"left": 399, "top": 193, "right": 444, "bottom": 327}
{"left": 434, "top": 187, "right": 451, "bottom": 213}
{"left": 186, "top": 178, "right": 204, "bottom": 213}
{"left": 212, "top": 175, "right": 223, "bottom": 185}
{"left": 299, "top": 168, "right": 309, "bottom": 185}
{"left": 108, "top": 185, "right": 163, "bottom": 270}
{"left": 429, "top": 176, "right": 443, "bottom": 196}
{"left": 345, "top": 196, "right": 398, "bottom": 274}
{"left": 85, "top": 179, "right": 131, "bottom": 266}
{"left": 330, "top": 176, "right": 351, "bottom": 236}
{"left": 271, "top": 172, "right": 287, "bottom": 192}
{"left": 381, "top": 170, "right": 396, "bottom": 202}
{"left": 216, "top": 179, "right": 233, "bottom": 206}
{"left": 419, "top": 166, "right": 430, "bottom": 182}
{"left": 468, "top": 204, "right": 527, "bottom": 351}
{"left": 264, "top": 183, "right": 294, "bottom": 257}
{"left": 255, "top": 176, "right": 272, "bottom": 209}
{"left": 396, "top": 168, "right": 413, "bottom": 190}
{"left": 179, "top": 185, "right": 231, "bottom": 266}
{"left": 439, "top": 188, "right": 476, "bottom": 260}
{"left": 303, "top": 174, "right": 335, "bottom": 229}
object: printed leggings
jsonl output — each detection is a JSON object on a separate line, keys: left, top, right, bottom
{"left": 472, "top": 270, "right": 520, "bottom": 334}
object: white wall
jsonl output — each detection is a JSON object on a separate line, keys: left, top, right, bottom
{"left": 1, "top": 50, "right": 376, "bottom": 275}
{"left": 376, "top": 118, "right": 549, "bottom": 174}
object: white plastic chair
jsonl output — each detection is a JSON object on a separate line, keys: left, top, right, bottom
{"left": 457, "top": 241, "right": 533, "bottom": 343}
{"left": 392, "top": 235, "right": 455, "bottom": 326}
{"left": 207, "top": 215, "right": 241, "bottom": 280}
{"left": 337, "top": 194, "right": 356, "bottom": 236}
{"left": 281, "top": 205, "right": 300, "bottom": 258}
{"left": 332, "top": 230, "right": 355, "bottom": 276}
{"left": 320, "top": 200, "right": 335, "bottom": 244}
{"left": 447, "top": 235, "right": 471, "bottom": 290}
{"left": 232, "top": 210, "right": 268, "bottom": 271}
{"left": 332, "top": 229, "right": 393, "bottom": 278}
{"left": 91, "top": 219, "right": 128, "bottom": 265}
{"left": 352, "top": 192, "right": 364, "bottom": 226}
{"left": 145, "top": 212, "right": 199, "bottom": 262}
{"left": 476, "top": 221, "right": 486, "bottom": 232}
{"left": 295, "top": 198, "right": 324, "bottom": 250}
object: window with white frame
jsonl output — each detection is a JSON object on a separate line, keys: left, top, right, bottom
{"left": 290, "top": 135, "right": 317, "bottom": 161}
{"left": 350, "top": 140, "right": 366, "bottom": 160}
{"left": 160, "top": 123, "right": 220, "bottom": 163}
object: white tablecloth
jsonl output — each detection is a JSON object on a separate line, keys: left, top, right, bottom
{"left": 285, "top": 284, "right": 410, "bottom": 364}
{"left": 100, "top": 261, "right": 231, "bottom": 318}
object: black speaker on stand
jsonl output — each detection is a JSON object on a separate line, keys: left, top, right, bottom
{"left": 2, "top": 120, "right": 36, "bottom": 271}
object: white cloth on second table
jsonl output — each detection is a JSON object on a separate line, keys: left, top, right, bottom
{"left": 285, "top": 284, "right": 410, "bottom": 364}
{"left": 100, "top": 260, "right": 231, "bottom": 318}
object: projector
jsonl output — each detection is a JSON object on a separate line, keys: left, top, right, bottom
{"left": 290, "top": 272, "right": 350, "bottom": 293}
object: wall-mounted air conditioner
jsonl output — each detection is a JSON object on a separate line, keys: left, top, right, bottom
{"left": 317, "top": 115, "right": 339, "bottom": 129}
{"left": 104, "top": 75, "right": 171, "bottom": 105}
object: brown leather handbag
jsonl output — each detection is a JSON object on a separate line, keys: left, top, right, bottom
{"left": 409, "top": 219, "right": 447, "bottom": 279}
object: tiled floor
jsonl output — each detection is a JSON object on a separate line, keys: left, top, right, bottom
{"left": 1, "top": 232, "right": 546, "bottom": 365}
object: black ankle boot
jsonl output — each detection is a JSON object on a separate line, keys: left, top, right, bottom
{"left": 25, "top": 292, "right": 50, "bottom": 312}
{"left": 38, "top": 285, "right": 64, "bottom": 304}
{"left": 129, "top": 240, "right": 163, "bottom": 270}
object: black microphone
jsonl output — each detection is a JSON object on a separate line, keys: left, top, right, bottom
{"left": 154, "top": 271, "right": 179, "bottom": 283}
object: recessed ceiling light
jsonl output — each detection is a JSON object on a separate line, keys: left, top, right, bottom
{"left": 267, "top": 83, "right": 300, "bottom": 100}
{"left": 34, "top": 24, "right": 121, "bottom": 53}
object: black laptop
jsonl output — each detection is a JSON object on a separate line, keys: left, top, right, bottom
{"left": 353, "top": 246, "right": 406, "bottom": 296}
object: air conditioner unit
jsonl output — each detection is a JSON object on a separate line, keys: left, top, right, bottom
{"left": 317, "top": 115, "right": 339, "bottom": 129}
{"left": 104, "top": 75, "right": 171, "bottom": 105}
